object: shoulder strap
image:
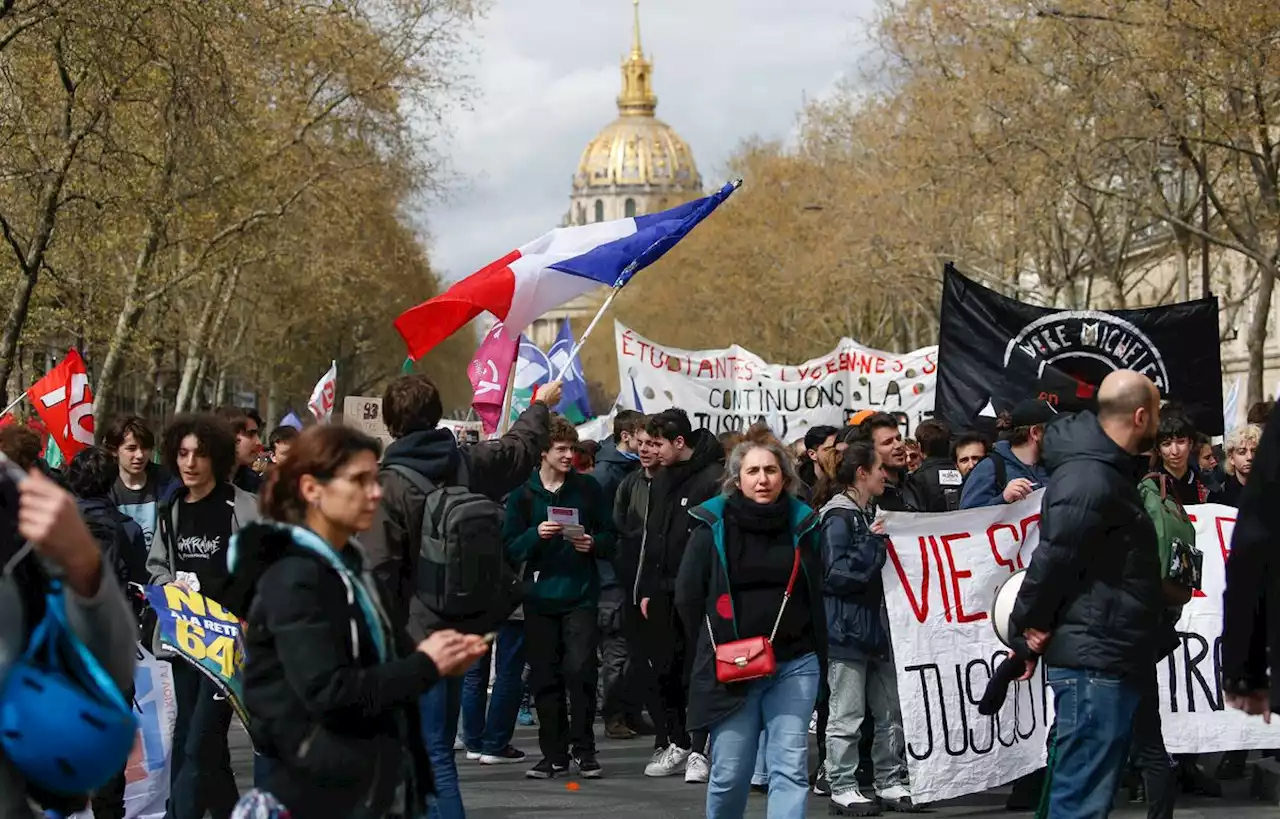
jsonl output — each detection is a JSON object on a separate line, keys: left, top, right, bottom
{"left": 1141, "top": 472, "right": 1169, "bottom": 502}
{"left": 992, "top": 454, "right": 1007, "bottom": 491}
{"left": 384, "top": 463, "right": 438, "bottom": 495}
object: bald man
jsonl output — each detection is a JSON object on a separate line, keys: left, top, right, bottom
{"left": 1010, "top": 370, "right": 1164, "bottom": 819}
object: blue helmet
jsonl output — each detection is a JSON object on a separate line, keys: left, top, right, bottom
{"left": 1, "top": 581, "right": 138, "bottom": 795}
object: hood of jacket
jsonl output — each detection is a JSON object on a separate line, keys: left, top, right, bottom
{"left": 668, "top": 428, "right": 724, "bottom": 483}
{"left": 595, "top": 439, "right": 638, "bottom": 470}
{"left": 691, "top": 493, "right": 819, "bottom": 539}
{"left": 819, "top": 492, "right": 861, "bottom": 518}
{"left": 78, "top": 494, "right": 122, "bottom": 521}
{"left": 1042, "top": 411, "right": 1142, "bottom": 478}
{"left": 382, "top": 428, "right": 463, "bottom": 483}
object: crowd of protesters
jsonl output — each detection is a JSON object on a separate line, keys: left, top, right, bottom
{"left": 2, "top": 368, "right": 1276, "bottom": 819}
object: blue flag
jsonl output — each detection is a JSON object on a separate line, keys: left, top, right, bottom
{"left": 549, "top": 319, "right": 591, "bottom": 423}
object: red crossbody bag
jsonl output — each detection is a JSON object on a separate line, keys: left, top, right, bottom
{"left": 705, "top": 547, "right": 801, "bottom": 684}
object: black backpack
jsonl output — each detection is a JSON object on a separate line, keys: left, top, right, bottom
{"left": 383, "top": 462, "right": 516, "bottom": 620}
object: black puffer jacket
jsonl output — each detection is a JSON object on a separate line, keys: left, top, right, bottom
{"left": 227, "top": 523, "right": 439, "bottom": 819}
{"left": 637, "top": 429, "right": 725, "bottom": 601}
{"left": 361, "top": 403, "right": 550, "bottom": 640}
{"left": 1011, "top": 411, "right": 1164, "bottom": 678}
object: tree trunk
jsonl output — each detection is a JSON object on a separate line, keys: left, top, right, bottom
{"left": 174, "top": 266, "right": 239, "bottom": 413}
{"left": 1245, "top": 264, "right": 1276, "bottom": 407}
{"left": 1175, "top": 235, "right": 1191, "bottom": 303}
{"left": 137, "top": 345, "right": 164, "bottom": 419}
{"left": 214, "top": 365, "right": 228, "bottom": 407}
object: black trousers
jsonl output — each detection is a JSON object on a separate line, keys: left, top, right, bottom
{"left": 166, "top": 660, "right": 238, "bottom": 819}
{"left": 90, "top": 684, "right": 136, "bottom": 819}
{"left": 1129, "top": 667, "right": 1177, "bottom": 819}
{"left": 527, "top": 606, "right": 601, "bottom": 762}
{"left": 621, "top": 599, "right": 665, "bottom": 731}
{"left": 639, "top": 593, "right": 707, "bottom": 753}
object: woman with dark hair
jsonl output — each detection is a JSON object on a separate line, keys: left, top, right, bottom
{"left": 821, "top": 441, "right": 916, "bottom": 815}
{"left": 224, "top": 425, "right": 487, "bottom": 819}
{"left": 675, "top": 438, "right": 825, "bottom": 818}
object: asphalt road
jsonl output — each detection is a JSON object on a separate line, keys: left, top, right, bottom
{"left": 229, "top": 724, "right": 1279, "bottom": 818}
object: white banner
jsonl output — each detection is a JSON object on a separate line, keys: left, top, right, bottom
{"left": 71, "top": 645, "right": 175, "bottom": 819}
{"left": 880, "top": 494, "right": 1280, "bottom": 803}
{"left": 614, "top": 321, "right": 938, "bottom": 444}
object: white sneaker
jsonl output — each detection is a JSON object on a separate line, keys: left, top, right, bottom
{"left": 830, "top": 786, "right": 881, "bottom": 816}
{"left": 465, "top": 749, "right": 482, "bottom": 761}
{"left": 809, "top": 711, "right": 818, "bottom": 735}
{"left": 875, "top": 784, "right": 916, "bottom": 811}
{"left": 644, "top": 743, "right": 690, "bottom": 777}
{"left": 453, "top": 737, "right": 465, "bottom": 751}
{"left": 829, "top": 783, "right": 880, "bottom": 813}
{"left": 684, "top": 752, "right": 709, "bottom": 784}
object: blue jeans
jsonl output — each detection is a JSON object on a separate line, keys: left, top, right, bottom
{"left": 420, "top": 676, "right": 464, "bottom": 819}
{"left": 1045, "top": 666, "right": 1141, "bottom": 819}
{"left": 167, "top": 661, "right": 238, "bottom": 819}
{"left": 461, "top": 621, "right": 526, "bottom": 754}
{"left": 706, "top": 653, "right": 820, "bottom": 819}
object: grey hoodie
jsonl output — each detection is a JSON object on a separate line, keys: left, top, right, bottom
{"left": 0, "top": 560, "right": 136, "bottom": 818}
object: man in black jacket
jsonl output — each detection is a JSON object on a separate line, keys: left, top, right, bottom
{"left": 1011, "top": 370, "right": 1163, "bottom": 818}
{"left": 1223, "top": 400, "right": 1280, "bottom": 721}
{"left": 855, "top": 412, "right": 916, "bottom": 512}
{"left": 636, "top": 408, "right": 725, "bottom": 782}
{"left": 361, "top": 373, "right": 560, "bottom": 819}
{"left": 905, "top": 420, "right": 963, "bottom": 512}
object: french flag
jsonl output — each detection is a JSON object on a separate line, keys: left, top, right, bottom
{"left": 395, "top": 181, "right": 738, "bottom": 360}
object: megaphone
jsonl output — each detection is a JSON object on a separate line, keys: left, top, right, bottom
{"left": 990, "top": 569, "right": 1027, "bottom": 648}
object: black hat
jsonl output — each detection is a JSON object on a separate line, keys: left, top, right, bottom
{"left": 804, "top": 425, "right": 839, "bottom": 450}
{"left": 1010, "top": 399, "right": 1058, "bottom": 428}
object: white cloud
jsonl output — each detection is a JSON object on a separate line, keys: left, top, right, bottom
{"left": 417, "top": 0, "right": 878, "bottom": 281}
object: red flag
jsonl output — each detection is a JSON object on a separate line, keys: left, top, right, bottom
{"left": 30, "top": 349, "right": 95, "bottom": 459}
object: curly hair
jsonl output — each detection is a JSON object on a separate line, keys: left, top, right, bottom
{"left": 1224, "top": 425, "right": 1262, "bottom": 475}
{"left": 162, "top": 414, "right": 237, "bottom": 484}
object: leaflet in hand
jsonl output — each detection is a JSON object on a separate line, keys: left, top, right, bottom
{"left": 548, "top": 506, "right": 584, "bottom": 539}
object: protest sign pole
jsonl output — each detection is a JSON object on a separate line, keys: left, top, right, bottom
{"left": 496, "top": 362, "right": 517, "bottom": 437}
{"left": 0, "top": 391, "right": 27, "bottom": 418}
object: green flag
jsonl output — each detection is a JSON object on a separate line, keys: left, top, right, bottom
{"left": 401, "top": 357, "right": 415, "bottom": 374}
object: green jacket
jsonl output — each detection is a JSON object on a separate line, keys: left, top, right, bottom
{"left": 504, "top": 469, "right": 617, "bottom": 614}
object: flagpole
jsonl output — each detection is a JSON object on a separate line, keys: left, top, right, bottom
{"left": 0, "top": 392, "right": 27, "bottom": 418}
{"left": 496, "top": 359, "right": 518, "bottom": 437}
{"left": 551, "top": 178, "right": 742, "bottom": 382}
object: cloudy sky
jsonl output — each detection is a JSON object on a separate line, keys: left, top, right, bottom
{"left": 417, "top": 0, "right": 880, "bottom": 283}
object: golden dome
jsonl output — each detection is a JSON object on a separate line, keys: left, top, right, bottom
{"left": 572, "top": 0, "right": 701, "bottom": 195}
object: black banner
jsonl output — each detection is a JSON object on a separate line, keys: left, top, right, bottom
{"left": 937, "top": 264, "right": 1224, "bottom": 434}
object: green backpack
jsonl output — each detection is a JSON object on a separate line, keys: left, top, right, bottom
{"left": 1138, "top": 472, "right": 1201, "bottom": 606}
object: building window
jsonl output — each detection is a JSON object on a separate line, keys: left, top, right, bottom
{"left": 594, "top": 200, "right": 604, "bottom": 222}
{"left": 625, "top": 198, "right": 637, "bottom": 218}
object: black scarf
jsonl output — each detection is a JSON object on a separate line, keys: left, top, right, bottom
{"left": 725, "top": 491, "right": 790, "bottom": 533}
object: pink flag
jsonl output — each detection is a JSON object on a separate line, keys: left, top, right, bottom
{"left": 468, "top": 323, "right": 518, "bottom": 434}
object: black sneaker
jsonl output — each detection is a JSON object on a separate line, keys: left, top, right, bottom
{"left": 479, "top": 746, "right": 527, "bottom": 765}
{"left": 526, "top": 758, "right": 569, "bottom": 779}
{"left": 573, "top": 754, "right": 603, "bottom": 779}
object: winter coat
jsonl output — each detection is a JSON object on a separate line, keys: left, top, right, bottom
{"left": 674, "top": 494, "right": 825, "bottom": 732}
{"left": 1010, "top": 412, "right": 1164, "bottom": 678}
{"left": 591, "top": 440, "right": 639, "bottom": 589}
{"left": 77, "top": 496, "right": 145, "bottom": 590}
{"left": 959, "top": 440, "right": 1052, "bottom": 509}
{"left": 637, "top": 429, "right": 725, "bottom": 602}
{"left": 876, "top": 470, "right": 917, "bottom": 513}
{"left": 1211, "top": 474, "right": 1246, "bottom": 507}
{"left": 504, "top": 469, "right": 616, "bottom": 615}
{"left": 905, "top": 455, "right": 964, "bottom": 513}
{"left": 226, "top": 523, "right": 437, "bottom": 819}
{"left": 1221, "top": 408, "right": 1280, "bottom": 714}
{"left": 819, "top": 493, "right": 891, "bottom": 662}
{"left": 612, "top": 468, "right": 651, "bottom": 604}
{"left": 360, "top": 403, "right": 550, "bottom": 641}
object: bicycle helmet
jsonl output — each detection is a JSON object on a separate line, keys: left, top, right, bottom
{"left": 1, "top": 580, "right": 138, "bottom": 795}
